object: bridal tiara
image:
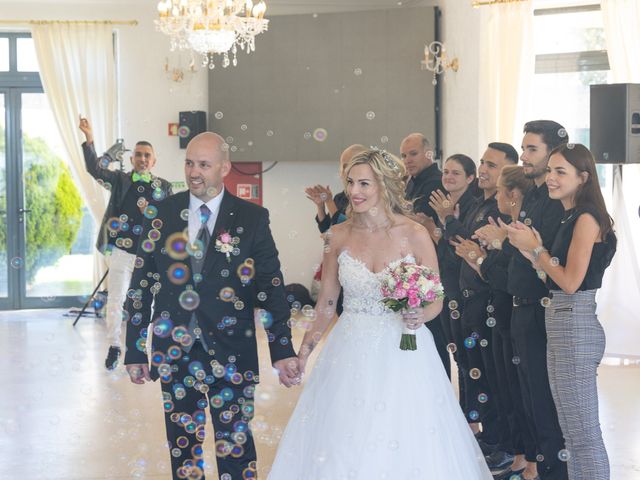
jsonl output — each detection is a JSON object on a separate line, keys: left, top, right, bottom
{"left": 370, "top": 146, "right": 400, "bottom": 173}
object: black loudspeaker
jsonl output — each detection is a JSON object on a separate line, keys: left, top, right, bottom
{"left": 590, "top": 83, "right": 640, "bottom": 164}
{"left": 178, "top": 111, "right": 207, "bottom": 149}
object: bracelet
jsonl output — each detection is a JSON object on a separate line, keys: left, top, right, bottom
{"left": 532, "top": 245, "right": 547, "bottom": 262}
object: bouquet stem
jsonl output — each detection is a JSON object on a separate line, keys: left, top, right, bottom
{"left": 400, "top": 326, "right": 417, "bottom": 351}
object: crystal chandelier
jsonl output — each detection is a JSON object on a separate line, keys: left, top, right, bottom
{"left": 156, "top": 0, "right": 269, "bottom": 69}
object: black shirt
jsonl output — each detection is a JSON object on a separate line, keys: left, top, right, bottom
{"left": 405, "top": 163, "right": 444, "bottom": 222}
{"left": 443, "top": 193, "right": 500, "bottom": 293}
{"left": 436, "top": 187, "right": 477, "bottom": 297}
{"left": 505, "top": 183, "right": 564, "bottom": 299}
{"left": 547, "top": 206, "right": 616, "bottom": 291}
{"left": 316, "top": 191, "right": 349, "bottom": 234}
{"left": 108, "top": 177, "right": 165, "bottom": 254}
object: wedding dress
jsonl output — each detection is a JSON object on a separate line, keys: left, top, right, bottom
{"left": 268, "top": 251, "right": 493, "bottom": 480}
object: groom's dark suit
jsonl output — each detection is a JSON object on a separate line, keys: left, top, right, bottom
{"left": 124, "top": 189, "right": 295, "bottom": 479}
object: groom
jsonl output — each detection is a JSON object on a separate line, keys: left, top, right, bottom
{"left": 124, "top": 132, "right": 299, "bottom": 480}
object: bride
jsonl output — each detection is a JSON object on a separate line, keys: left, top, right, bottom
{"left": 268, "top": 149, "right": 492, "bottom": 479}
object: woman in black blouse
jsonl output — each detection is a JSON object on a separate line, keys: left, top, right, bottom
{"left": 505, "top": 143, "right": 616, "bottom": 480}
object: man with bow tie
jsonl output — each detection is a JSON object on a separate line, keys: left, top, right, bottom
{"left": 79, "top": 116, "right": 173, "bottom": 370}
{"left": 124, "top": 131, "right": 298, "bottom": 480}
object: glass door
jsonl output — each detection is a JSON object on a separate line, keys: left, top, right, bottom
{"left": 0, "top": 92, "right": 8, "bottom": 309}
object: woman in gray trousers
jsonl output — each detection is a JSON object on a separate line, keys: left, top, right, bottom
{"left": 503, "top": 143, "right": 616, "bottom": 480}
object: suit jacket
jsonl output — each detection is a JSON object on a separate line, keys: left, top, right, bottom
{"left": 82, "top": 142, "right": 173, "bottom": 253}
{"left": 123, "top": 189, "right": 296, "bottom": 383}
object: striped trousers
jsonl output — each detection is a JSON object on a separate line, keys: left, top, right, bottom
{"left": 546, "top": 289, "right": 609, "bottom": 480}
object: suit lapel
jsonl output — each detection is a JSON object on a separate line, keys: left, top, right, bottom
{"left": 201, "top": 190, "right": 236, "bottom": 278}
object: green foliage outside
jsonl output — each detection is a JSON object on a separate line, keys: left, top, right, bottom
{"left": 0, "top": 125, "right": 83, "bottom": 284}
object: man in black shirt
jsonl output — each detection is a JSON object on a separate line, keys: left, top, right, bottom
{"left": 489, "top": 121, "right": 569, "bottom": 480}
{"left": 79, "top": 117, "right": 173, "bottom": 370}
{"left": 400, "top": 133, "right": 450, "bottom": 377}
{"left": 441, "top": 143, "right": 518, "bottom": 472}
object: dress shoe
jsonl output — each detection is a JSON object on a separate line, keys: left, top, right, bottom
{"left": 105, "top": 346, "right": 121, "bottom": 370}
{"left": 493, "top": 467, "right": 525, "bottom": 479}
{"left": 486, "top": 450, "right": 515, "bottom": 471}
{"left": 477, "top": 437, "right": 498, "bottom": 456}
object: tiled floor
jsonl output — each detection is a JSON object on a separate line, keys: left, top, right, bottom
{"left": 0, "top": 309, "right": 638, "bottom": 479}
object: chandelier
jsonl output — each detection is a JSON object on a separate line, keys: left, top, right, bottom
{"left": 156, "top": 0, "right": 269, "bottom": 69}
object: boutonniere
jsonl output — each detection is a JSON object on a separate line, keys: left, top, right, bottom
{"left": 215, "top": 231, "right": 239, "bottom": 263}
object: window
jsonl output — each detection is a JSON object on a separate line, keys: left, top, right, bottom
{"left": 531, "top": 2, "right": 612, "bottom": 194}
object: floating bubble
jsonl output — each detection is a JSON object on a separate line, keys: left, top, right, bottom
{"left": 512, "top": 356, "right": 521, "bottom": 365}
{"left": 366, "top": 111, "right": 375, "bottom": 120}
{"left": 215, "top": 111, "right": 224, "bottom": 119}
{"left": 272, "top": 277, "right": 281, "bottom": 287}
{"left": 153, "top": 318, "right": 173, "bottom": 338}
{"left": 447, "top": 343, "right": 457, "bottom": 354}
{"left": 480, "top": 339, "right": 488, "bottom": 347}
{"left": 468, "top": 410, "right": 479, "bottom": 421}
{"left": 220, "top": 287, "right": 236, "bottom": 302}
{"left": 558, "top": 128, "right": 567, "bottom": 138}
{"left": 148, "top": 229, "right": 161, "bottom": 241}
{"left": 266, "top": 130, "right": 274, "bottom": 137}
{"left": 448, "top": 300, "right": 459, "bottom": 310}
{"left": 486, "top": 317, "right": 496, "bottom": 327}
{"left": 313, "top": 128, "right": 327, "bottom": 142}
{"left": 464, "top": 337, "right": 476, "bottom": 349}
{"left": 179, "top": 290, "right": 200, "bottom": 311}
{"left": 234, "top": 300, "right": 245, "bottom": 310}
{"left": 550, "top": 257, "right": 560, "bottom": 267}
{"left": 486, "top": 304, "right": 494, "bottom": 313}
{"left": 536, "top": 454, "right": 545, "bottom": 462}
{"left": 567, "top": 143, "right": 575, "bottom": 150}
{"left": 354, "top": 67, "right": 362, "bottom": 76}
{"left": 167, "top": 263, "right": 190, "bottom": 285}
{"left": 524, "top": 218, "right": 532, "bottom": 226}
{"left": 257, "top": 292, "right": 267, "bottom": 301}
{"left": 450, "top": 309, "right": 460, "bottom": 320}
{"left": 469, "top": 368, "right": 482, "bottom": 379}
{"left": 540, "top": 297, "right": 552, "bottom": 308}
{"left": 303, "top": 132, "right": 311, "bottom": 140}
{"left": 10, "top": 257, "right": 23, "bottom": 269}
{"left": 478, "top": 393, "right": 489, "bottom": 403}
{"left": 558, "top": 449, "right": 571, "bottom": 462}
{"left": 141, "top": 240, "right": 156, "bottom": 253}
{"left": 144, "top": 205, "right": 158, "bottom": 219}
{"left": 165, "top": 232, "right": 189, "bottom": 260}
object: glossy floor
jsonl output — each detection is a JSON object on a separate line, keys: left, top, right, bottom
{"left": 0, "top": 310, "right": 638, "bottom": 479}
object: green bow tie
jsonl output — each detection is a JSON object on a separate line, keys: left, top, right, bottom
{"left": 132, "top": 172, "right": 152, "bottom": 183}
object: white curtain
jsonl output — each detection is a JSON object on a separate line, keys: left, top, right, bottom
{"left": 478, "top": 0, "right": 534, "bottom": 148}
{"left": 31, "top": 23, "right": 117, "bottom": 284}
{"left": 597, "top": 0, "right": 640, "bottom": 357}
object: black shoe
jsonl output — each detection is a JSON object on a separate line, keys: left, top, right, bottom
{"left": 477, "top": 438, "right": 498, "bottom": 456}
{"left": 493, "top": 467, "right": 525, "bottom": 479}
{"left": 105, "top": 346, "right": 121, "bottom": 370}
{"left": 486, "top": 450, "right": 515, "bottom": 471}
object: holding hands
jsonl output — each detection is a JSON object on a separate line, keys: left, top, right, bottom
{"left": 273, "top": 357, "right": 302, "bottom": 388}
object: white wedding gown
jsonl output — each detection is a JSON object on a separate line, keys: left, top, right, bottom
{"left": 268, "top": 251, "right": 493, "bottom": 480}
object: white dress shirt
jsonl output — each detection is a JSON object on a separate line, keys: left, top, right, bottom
{"left": 188, "top": 189, "right": 224, "bottom": 244}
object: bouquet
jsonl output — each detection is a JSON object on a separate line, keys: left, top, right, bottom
{"left": 380, "top": 262, "right": 444, "bottom": 350}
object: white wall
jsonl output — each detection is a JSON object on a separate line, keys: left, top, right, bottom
{"left": 440, "top": 1, "right": 483, "bottom": 161}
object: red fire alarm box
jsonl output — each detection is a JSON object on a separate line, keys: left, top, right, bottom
{"left": 225, "top": 162, "right": 263, "bottom": 206}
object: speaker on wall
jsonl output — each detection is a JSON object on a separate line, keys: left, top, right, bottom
{"left": 590, "top": 83, "right": 640, "bottom": 164}
{"left": 178, "top": 111, "right": 207, "bottom": 149}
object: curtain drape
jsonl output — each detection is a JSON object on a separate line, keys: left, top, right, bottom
{"left": 31, "top": 23, "right": 117, "bottom": 284}
{"left": 597, "top": 0, "right": 640, "bottom": 357}
{"left": 478, "top": 0, "right": 534, "bottom": 148}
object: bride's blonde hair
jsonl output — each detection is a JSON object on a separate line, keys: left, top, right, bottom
{"left": 342, "top": 148, "right": 413, "bottom": 220}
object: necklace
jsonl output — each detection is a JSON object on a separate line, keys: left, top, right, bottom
{"left": 561, "top": 209, "right": 576, "bottom": 224}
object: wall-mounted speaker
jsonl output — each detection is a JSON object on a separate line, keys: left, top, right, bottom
{"left": 590, "top": 84, "right": 640, "bottom": 164}
{"left": 178, "top": 111, "right": 207, "bottom": 149}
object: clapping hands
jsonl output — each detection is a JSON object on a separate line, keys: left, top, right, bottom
{"left": 449, "top": 235, "right": 487, "bottom": 275}
{"left": 428, "top": 190, "right": 459, "bottom": 225}
{"left": 473, "top": 217, "right": 507, "bottom": 250}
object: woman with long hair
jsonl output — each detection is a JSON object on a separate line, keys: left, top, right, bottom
{"left": 504, "top": 144, "right": 616, "bottom": 480}
{"left": 269, "top": 148, "right": 492, "bottom": 479}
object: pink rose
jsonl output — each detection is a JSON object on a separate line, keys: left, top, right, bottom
{"left": 220, "top": 232, "right": 232, "bottom": 243}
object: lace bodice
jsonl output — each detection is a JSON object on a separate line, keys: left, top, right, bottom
{"left": 338, "top": 250, "right": 415, "bottom": 316}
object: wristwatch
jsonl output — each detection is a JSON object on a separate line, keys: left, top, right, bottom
{"left": 532, "top": 245, "right": 547, "bottom": 262}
